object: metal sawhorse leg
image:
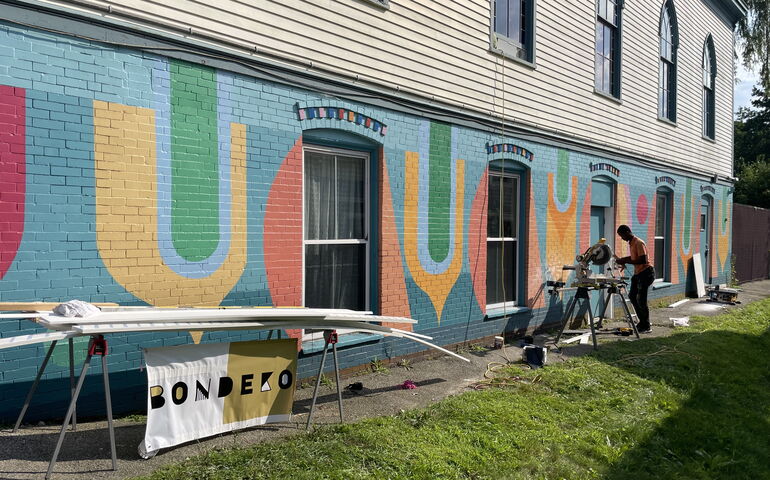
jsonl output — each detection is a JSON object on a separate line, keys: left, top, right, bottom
{"left": 306, "top": 330, "right": 344, "bottom": 430}
{"left": 554, "top": 287, "right": 599, "bottom": 350}
{"left": 46, "top": 335, "right": 117, "bottom": 480}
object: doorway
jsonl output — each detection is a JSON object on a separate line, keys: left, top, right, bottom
{"left": 700, "top": 195, "right": 712, "bottom": 283}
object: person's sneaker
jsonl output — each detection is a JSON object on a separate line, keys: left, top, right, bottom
{"left": 637, "top": 326, "right": 652, "bottom": 334}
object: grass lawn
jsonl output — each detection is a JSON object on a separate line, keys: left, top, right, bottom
{"left": 137, "top": 299, "right": 770, "bottom": 480}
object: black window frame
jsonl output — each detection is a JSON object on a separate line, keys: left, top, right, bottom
{"left": 658, "top": 0, "right": 678, "bottom": 123}
{"left": 594, "top": 0, "right": 624, "bottom": 99}
{"left": 490, "top": 0, "right": 536, "bottom": 65}
{"left": 702, "top": 35, "right": 716, "bottom": 140}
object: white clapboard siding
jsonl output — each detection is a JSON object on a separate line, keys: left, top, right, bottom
{"left": 48, "top": 0, "right": 736, "bottom": 177}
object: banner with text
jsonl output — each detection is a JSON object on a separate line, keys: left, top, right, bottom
{"left": 141, "top": 339, "right": 296, "bottom": 456}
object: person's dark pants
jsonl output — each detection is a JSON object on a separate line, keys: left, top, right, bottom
{"left": 629, "top": 266, "right": 655, "bottom": 330}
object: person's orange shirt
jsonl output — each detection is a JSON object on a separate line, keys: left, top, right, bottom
{"left": 629, "top": 236, "right": 652, "bottom": 275}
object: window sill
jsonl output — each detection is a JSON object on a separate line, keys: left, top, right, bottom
{"left": 488, "top": 37, "right": 536, "bottom": 69}
{"left": 702, "top": 135, "right": 716, "bottom": 143}
{"left": 301, "top": 332, "right": 383, "bottom": 354}
{"left": 485, "top": 306, "right": 530, "bottom": 320}
{"left": 652, "top": 281, "right": 673, "bottom": 290}
{"left": 593, "top": 88, "right": 623, "bottom": 105}
{"left": 657, "top": 116, "right": 677, "bottom": 127}
{"left": 358, "top": 0, "right": 389, "bottom": 9}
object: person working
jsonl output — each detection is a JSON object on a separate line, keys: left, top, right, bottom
{"left": 614, "top": 225, "right": 655, "bottom": 333}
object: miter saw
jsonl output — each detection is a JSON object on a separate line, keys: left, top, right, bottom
{"left": 548, "top": 239, "right": 640, "bottom": 350}
{"left": 566, "top": 238, "right": 622, "bottom": 287}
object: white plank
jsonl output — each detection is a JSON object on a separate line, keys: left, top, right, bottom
{"left": 0, "top": 331, "right": 78, "bottom": 350}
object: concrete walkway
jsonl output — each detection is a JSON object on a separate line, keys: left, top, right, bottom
{"left": 1, "top": 280, "right": 768, "bottom": 480}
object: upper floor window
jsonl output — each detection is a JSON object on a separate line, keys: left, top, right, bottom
{"left": 595, "top": 0, "right": 623, "bottom": 98}
{"left": 658, "top": 0, "right": 677, "bottom": 122}
{"left": 491, "top": 0, "right": 535, "bottom": 64}
{"left": 702, "top": 35, "right": 716, "bottom": 140}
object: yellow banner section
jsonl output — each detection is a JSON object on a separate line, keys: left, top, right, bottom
{"left": 223, "top": 339, "right": 297, "bottom": 424}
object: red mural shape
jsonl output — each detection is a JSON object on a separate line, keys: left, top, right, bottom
{"left": 0, "top": 86, "right": 25, "bottom": 279}
{"left": 468, "top": 169, "right": 488, "bottom": 313}
{"left": 526, "top": 180, "right": 545, "bottom": 309}
{"left": 378, "top": 147, "right": 412, "bottom": 330}
{"left": 264, "top": 139, "right": 303, "bottom": 346}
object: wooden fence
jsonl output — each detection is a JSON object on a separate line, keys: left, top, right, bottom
{"left": 732, "top": 203, "right": 770, "bottom": 283}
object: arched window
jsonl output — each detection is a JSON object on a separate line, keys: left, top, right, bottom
{"left": 595, "top": 0, "right": 624, "bottom": 99}
{"left": 658, "top": 0, "right": 677, "bottom": 122}
{"left": 702, "top": 35, "right": 716, "bottom": 139}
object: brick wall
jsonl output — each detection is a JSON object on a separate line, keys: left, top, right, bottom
{"left": 0, "top": 21, "right": 733, "bottom": 421}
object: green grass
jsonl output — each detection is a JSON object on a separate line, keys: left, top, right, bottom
{"left": 136, "top": 299, "right": 770, "bottom": 480}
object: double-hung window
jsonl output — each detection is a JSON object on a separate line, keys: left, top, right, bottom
{"left": 654, "top": 190, "right": 671, "bottom": 281}
{"left": 491, "top": 0, "right": 535, "bottom": 63}
{"left": 303, "top": 147, "right": 369, "bottom": 312}
{"left": 658, "top": 1, "right": 677, "bottom": 122}
{"left": 487, "top": 171, "right": 519, "bottom": 308}
{"left": 595, "top": 0, "right": 622, "bottom": 98}
{"left": 702, "top": 36, "right": 716, "bottom": 140}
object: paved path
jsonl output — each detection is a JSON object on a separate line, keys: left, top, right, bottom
{"left": 1, "top": 280, "right": 767, "bottom": 480}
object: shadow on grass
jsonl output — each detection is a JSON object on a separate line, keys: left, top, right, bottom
{"left": 591, "top": 324, "right": 770, "bottom": 479}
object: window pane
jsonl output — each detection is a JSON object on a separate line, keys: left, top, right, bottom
{"left": 654, "top": 238, "right": 665, "bottom": 277}
{"left": 336, "top": 156, "right": 365, "bottom": 239}
{"left": 488, "top": 174, "right": 501, "bottom": 237}
{"left": 305, "top": 243, "right": 366, "bottom": 310}
{"left": 304, "top": 152, "right": 336, "bottom": 240}
{"left": 495, "top": 0, "right": 509, "bottom": 36}
{"left": 502, "top": 176, "right": 517, "bottom": 238}
{"left": 487, "top": 240, "right": 516, "bottom": 305}
{"left": 603, "top": 52, "right": 611, "bottom": 92}
{"left": 508, "top": 0, "right": 521, "bottom": 43}
{"left": 656, "top": 194, "right": 667, "bottom": 236}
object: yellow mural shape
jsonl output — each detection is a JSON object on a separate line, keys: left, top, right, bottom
{"left": 404, "top": 151, "right": 464, "bottom": 323}
{"left": 545, "top": 174, "right": 578, "bottom": 280}
{"left": 94, "top": 101, "right": 247, "bottom": 310}
{"left": 614, "top": 184, "right": 632, "bottom": 258}
{"left": 716, "top": 199, "right": 730, "bottom": 272}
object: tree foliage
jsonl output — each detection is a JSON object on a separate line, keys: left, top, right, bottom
{"left": 737, "top": 1, "right": 770, "bottom": 90}
{"left": 734, "top": 87, "right": 770, "bottom": 208}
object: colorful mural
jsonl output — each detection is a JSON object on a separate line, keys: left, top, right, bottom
{"left": 716, "top": 189, "right": 731, "bottom": 274}
{"left": 379, "top": 149, "right": 412, "bottom": 329}
{"left": 545, "top": 150, "right": 578, "bottom": 280}
{"left": 0, "top": 21, "right": 736, "bottom": 423}
{"left": 0, "top": 85, "right": 25, "bottom": 280}
{"left": 615, "top": 184, "right": 633, "bottom": 258}
{"left": 264, "top": 140, "right": 303, "bottom": 309}
{"left": 404, "top": 121, "right": 464, "bottom": 323}
{"left": 93, "top": 63, "right": 248, "bottom": 311}
{"left": 468, "top": 168, "right": 488, "bottom": 312}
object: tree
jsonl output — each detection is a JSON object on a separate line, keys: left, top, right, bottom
{"left": 734, "top": 87, "right": 770, "bottom": 208}
{"left": 737, "top": 1, "right": 770, "bottom": 90}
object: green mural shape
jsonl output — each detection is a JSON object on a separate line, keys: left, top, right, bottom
{"left": 429, "top": 122, "right": 451, "bottom": 263}
{"left": 557, "top": 150, "right": 570, "bottom": 204}
{"left": 46, "top": 336, "right": 89, "bottom": 368}
{"left": 170, "top": 60, "right": 220, "bottom": 261}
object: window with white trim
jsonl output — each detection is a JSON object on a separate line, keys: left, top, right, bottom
{"left": 303, "top": 147, "right": 369, "bottom": 313}
{"left": 654, "top": 190, "right": 671, "bottom": 281}
{"left": 487, "top": 171, "right": 519, "bottom": 308}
